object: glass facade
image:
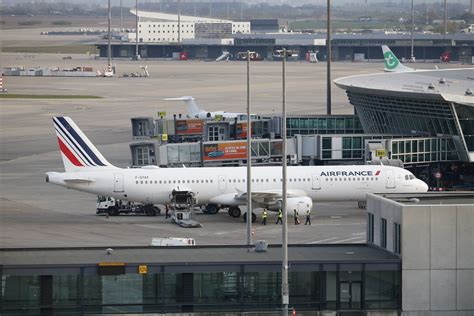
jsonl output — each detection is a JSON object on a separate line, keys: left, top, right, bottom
{"left": 390, "top": 137, "right": 459, "bottom": 164}
{"left": 1, "top": 263, "right": 401, "bottom": 314}
{"left": 287, "top": 116, "right": 363, "bottom": 136}
{"left": 455, "top": 104, "right": 474, "bottom": 152}
{"left": 347, "top": 91, "right": 458, "bottom": 136}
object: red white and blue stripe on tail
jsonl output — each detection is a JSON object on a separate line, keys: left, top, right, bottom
{"left": 53, "top": 116, "right": 113, "bottom": 172}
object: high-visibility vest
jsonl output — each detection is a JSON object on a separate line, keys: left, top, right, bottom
{"left": 278, "top": 210, "right": 282, "bottom": 218}
{"left": 262, "top": 210, "right": 267, "bottom": 218}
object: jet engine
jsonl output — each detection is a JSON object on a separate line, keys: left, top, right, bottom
{"left": 268, "top": 196, "right": 313, "bottom": 213}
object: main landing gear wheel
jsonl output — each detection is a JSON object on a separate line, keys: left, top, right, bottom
{"left": 107, "top": 206, "right": 120, "bottom": 216}
{"left": 205, "top": 204, "right": 219, "bottom": 214}
{"left": 228, "top": 206, "right": 241, "bottom": 218}
{"left": 242, "top": 212, "right": 257, "bottom": 223}
{"left": 358, "top": 201, "right": 366, "bottom": 209}
{"left": 144, "top": 205, "right": 158, "bottom": 216}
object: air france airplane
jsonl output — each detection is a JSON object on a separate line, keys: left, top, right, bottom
{"left": 46, "top": 117, "right": 428, "bottom": 220}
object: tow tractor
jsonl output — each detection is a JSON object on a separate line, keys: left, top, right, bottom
{"left": 169, "top": 190, "right": 202, "bottom": 228}
{"left": 96, "top": 196, "right": 160, "bottom": 216}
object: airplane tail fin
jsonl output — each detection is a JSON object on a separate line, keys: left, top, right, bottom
{"left": 164, "top": 96, "right": 203, "bottom": 118}
{"left": 382, "top": 45, "right": 414, "bottom": 72}
{"left": 52, "top": 116, "right": 116, "bottom": 172}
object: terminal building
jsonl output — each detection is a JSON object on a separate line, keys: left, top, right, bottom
{"left": 128, "top": 9, "right": 250, "bottom": 44}
{"left": 97, "top": 30, "right": 474, "bottom": 62}
{"left": 128, "top": 69, "right": 473, "bottom": 190}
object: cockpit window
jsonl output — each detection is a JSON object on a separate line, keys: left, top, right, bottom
{"left": 405, "top": 174, "right": 415, "bottom": 180}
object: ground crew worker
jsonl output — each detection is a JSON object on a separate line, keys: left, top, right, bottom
{"left": 305, "top": 209, "right": 311, "bottom": 225}
{"left": 294, "top": 209, "right": 300, "bottom": 225}
{"left": 276, "top": 209, "right": 283, "bottom": 224}
{"left": 165, "top": 203, "right": 170, "bottom": 219}
{"left": 261, "top": 208, "right": 268, "bottom": 225}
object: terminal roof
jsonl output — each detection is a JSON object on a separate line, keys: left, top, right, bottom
{"left": 371, "top": 192, "right": 474, "bottom": 206}
{"left": 0, "top": 244, "right": 399, "bottom": 266}
{"left": 334, "top": 68, "right": 474, "bottom": 106}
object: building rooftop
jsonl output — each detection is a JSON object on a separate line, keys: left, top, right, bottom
{"left": 131, "top": 9, "right": 231, "bottom": 23}
{"left": 371, "top": 192, "right": 474, "bottom": 206}
{"left": 0, "top": 244, "right": 399, "bottom": 267}
{"left": 334, "top": 68, "right": 474, "bottom": 106}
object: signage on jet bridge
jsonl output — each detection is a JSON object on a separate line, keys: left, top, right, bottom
{"left": 376, "top": 149, "right": 386, "bottom": 157}
{"left": 176, "top": 119, "right": 203, "bottom": 135}
{"left": 203, "top": 142, "right": 247, "bottom": 161}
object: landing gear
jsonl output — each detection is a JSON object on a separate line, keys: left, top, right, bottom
{"left": 144, "top": 205, "right": 159, "bottom": 216}
{"left": 205, "top": 204, "right": 219, "bottom": 214}
{"left": 358, "top": 201, "right": 366, "bottom": 209}
{"left": 107, "top": 206, "right": 120, "bottom": 216}
{"left": 228, "top": 206, "right": 241, "bottom": 218}
{"left": 242, "top": 212, "right": 257, "bottom": 223}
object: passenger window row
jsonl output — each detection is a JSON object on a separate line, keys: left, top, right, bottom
{"left": 136, "top": 179, "right": 214, "bottom": 185}
{"left": 324, "top": 177, "right": 378, "bottom": 182}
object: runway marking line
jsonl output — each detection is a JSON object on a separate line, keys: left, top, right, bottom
{"left": 309, "top": 237, "right": 338, "bottom": 244}
{"left": 330, "top": 237, "right": 364, "bottom": 244}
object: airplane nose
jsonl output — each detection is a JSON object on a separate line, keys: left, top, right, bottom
{"left": 419, "top": 180, "right": 429, "bottom": 192}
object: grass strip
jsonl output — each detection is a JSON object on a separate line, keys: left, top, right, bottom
{"left": 2, "top": 45, "right": 98, "bottom": 54}
{"left": 0, "top": 94, "right": 102, "bottom": 99}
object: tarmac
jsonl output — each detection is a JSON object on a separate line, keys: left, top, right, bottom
{"left": 0, "top": 53, "right": 454, "bottom": 248}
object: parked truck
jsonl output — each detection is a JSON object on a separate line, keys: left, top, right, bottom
{"left": 96, "top": 196, "right": 160, "bottom": 216}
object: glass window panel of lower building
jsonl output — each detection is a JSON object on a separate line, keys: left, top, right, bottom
{"left": 1, "top": 275, "right": 41, "bottom": 314}
{"left": 193, "top": 272, "right": 240, "bottom": 311}
{"left": 243, "top": 272, "right": 281, "bottom": 309}
{"left": 52, "top": 275, "right": 79, "bottom": 306}
{"left": 289, "top": 271, "right": 320, "bottom": 310}
{"left": 163, "top": 273, "right": 183, "bottom": 305}
{"left": 142, "top": 273, "right": 164, "bottom": 313}
{"left": 364, "top": 266, "right": 400, "bottom": 309}
{"left": 324, "top": 271, "right": 337, "bottom": 309}
{"left": 100, "top": 274, "right": 144, "bottom": 314}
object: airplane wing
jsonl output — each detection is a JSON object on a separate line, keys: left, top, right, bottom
{"left": 235, "top": 188, "right": 308, "bottom": 202}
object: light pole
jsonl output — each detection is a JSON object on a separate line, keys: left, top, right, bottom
{"left": 281, "top": 48, "right": 289, "bottom": 316}
{"left": 443, "top": 0, "right": 447, "bottom": 37}
{"left": 108, "top": 0, "right": 111, "bottom": 67}
{"left": 246, "top": 50, "right": 252, "bottom": 246}
{"left": 326, "top": 0, "right": 332, "bottom": 115}
{"left": 120, "top": 0, "right": 123, "bottom": 31}
{"left": 135, "top": 0, "right": 139, "bottom": 60}
{"left": 410, "top": 0, "right": 415, "bottom": 60}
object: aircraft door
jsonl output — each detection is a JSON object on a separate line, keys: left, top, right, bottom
{"left": 385, "top": 170, "right": 395, "bottom": 189}
{"left": 114, "top": 173, "right": 124, "bottom": 192}
{"left": 218, "top": 175, "right": 227, "bottom": 193}
{"left": 312, "top": 175, "right": 321, "bottom": 190}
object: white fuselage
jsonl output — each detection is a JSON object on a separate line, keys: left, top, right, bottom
{"left": 47, "top": 165, "right": 428, "bottom": 206}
